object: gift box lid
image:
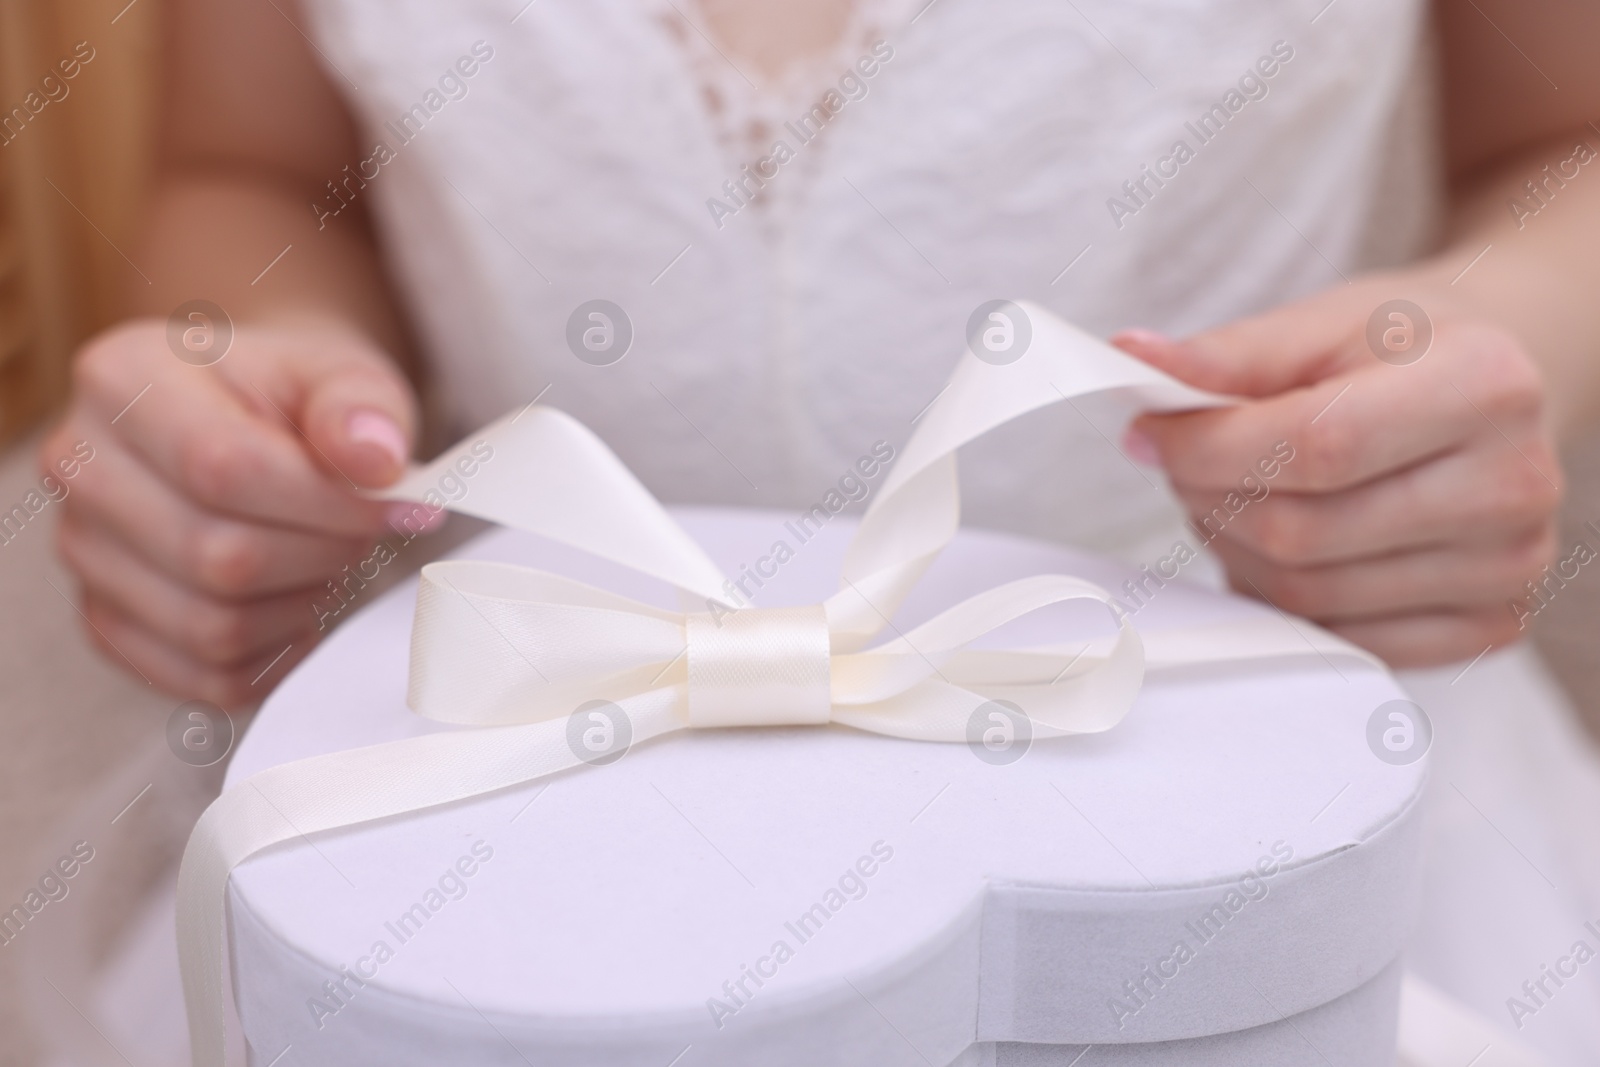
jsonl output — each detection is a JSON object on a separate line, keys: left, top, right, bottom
{"left": 225, "top": 507, "right": 1425, "bottom": 1064}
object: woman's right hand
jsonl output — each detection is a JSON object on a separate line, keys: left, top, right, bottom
{"left": 39, "top": 317, "right": 425, "bottom": 706}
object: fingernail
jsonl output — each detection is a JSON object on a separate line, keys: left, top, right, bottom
{"left": 1110, "top": 328, "right": 1175, "bottom": 353}
{"left": 385, "top": 501, "right": 447, "bottom": 533}
{"left": 1123, "top": 424, "right": 1162, "bottom": 467}
{"left": 347, "top": 409, "right": 408, "bottom": 469}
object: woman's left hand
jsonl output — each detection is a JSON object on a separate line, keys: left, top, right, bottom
{"left": 1114, "top": 274, "right": 1564, "bottom": 668}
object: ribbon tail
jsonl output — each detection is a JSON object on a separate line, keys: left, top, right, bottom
{"left": 374, "top": 406, "right": 729, "bottom": 601}
{"left": 876, "top": 305, "right": 1227, "bottom": 507}
{"left": 179, "top": 696, "right": 683, "bottom": 1067}
{"left": 830, "top": 455, "right": 957, "bottom": 648}
{"left": 1141, "top": 616, "right": 1385, "bottom": 674}
{"left": 836, "top": 304, "right": 1230, "bottom": 643}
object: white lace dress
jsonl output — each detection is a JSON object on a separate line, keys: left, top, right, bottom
{"left": 297, "top": 0, "right": 1600, "bottom": 1060}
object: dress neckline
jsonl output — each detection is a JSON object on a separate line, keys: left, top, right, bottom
{"left": 655, "top": 0, "right": 917, "bottom": 219}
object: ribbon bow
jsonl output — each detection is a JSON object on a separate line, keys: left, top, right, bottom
{"left": 177, "top": 302, "right": 1380, "bottom": 1065}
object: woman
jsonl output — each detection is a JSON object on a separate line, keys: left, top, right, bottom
{"left": 39, "top": 0, "right": 1600, "bottom": 1060}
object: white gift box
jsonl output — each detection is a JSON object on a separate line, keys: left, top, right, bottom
{"left": 224, "top": 507, "right": 1424, "bottom": 1066}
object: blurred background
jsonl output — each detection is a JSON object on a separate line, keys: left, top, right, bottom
{"left": 2, "top": 3, "right": 217, "bottom": 1065}
{"left": 2, "top": 1, "right": 1599, "bottom": 1065}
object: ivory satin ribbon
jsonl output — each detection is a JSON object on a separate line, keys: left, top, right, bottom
{"left": 177, "top": 302, "right": 1400, "bottom": 1066}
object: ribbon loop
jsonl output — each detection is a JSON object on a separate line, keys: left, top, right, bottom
{"left": 686, "top": 606, "right": 832, "bottom": 728}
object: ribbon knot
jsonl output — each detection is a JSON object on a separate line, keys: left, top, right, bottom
{"left": 686, "top": 606, "right": 832, "bottom": 728}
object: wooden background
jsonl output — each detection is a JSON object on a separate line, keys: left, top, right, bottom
{"left": 0, "top": 0, "right": 155, "bottom": 446}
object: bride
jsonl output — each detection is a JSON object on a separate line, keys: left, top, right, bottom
{"left": 39, "top": 0, "right": 1600, "bottom": 1061}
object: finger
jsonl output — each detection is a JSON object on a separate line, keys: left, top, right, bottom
{"left": 1111, "top": 280, "right": 1449, "bottom": 398}
{"left": 80, "top": 592, "right": 314, "bottom": 706}
{"left": 1112, "top": 299, "right": 1357, "bottom": 399}
{"left": 1214, "top": 525, "right": 1555, "bottom": 621}
{"left": 1133, "top": 321, "right": 1547, "bottom": 494}
{"left": 1139, "top": 371, "right": 1485, "bottom": 495}
{"left": 61, "top": 514, "right": 325, "bottom": 667}
{"left": 63, "top": 429, "right": 378, "bottom": 598}
{"left": 1176, "top": 440, "right": 1562, "bottom": 564}
{"left": 1326, "top": 607, "right": 1526, "bottom": 670}
{"left": 74, "top": 328, "right": 396, "bottom": 535}
{"left": 237, "top": 326, "right": 417, "bottom": 488}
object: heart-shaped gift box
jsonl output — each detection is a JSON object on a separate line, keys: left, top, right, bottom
{"left": 179, "top": 303, "right": 1424, "bottom": 1066}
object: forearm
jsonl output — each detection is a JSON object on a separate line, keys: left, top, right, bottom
{"left": 1416, "top": 129, "right": 1600, "bottom": 441}
{"left": 132, "top": 171, "right": 412, "bottom": 361}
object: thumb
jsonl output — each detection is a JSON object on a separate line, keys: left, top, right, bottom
{"left": 286, "top": 339, "right": 418, "bottom": 490}
{"left": 1111, "top": 293, "right": 1365, "bottom": 400}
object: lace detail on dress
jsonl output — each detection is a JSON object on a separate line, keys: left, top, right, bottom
{"left": 654, "top": 0, "right": 910, "bottom": 222}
